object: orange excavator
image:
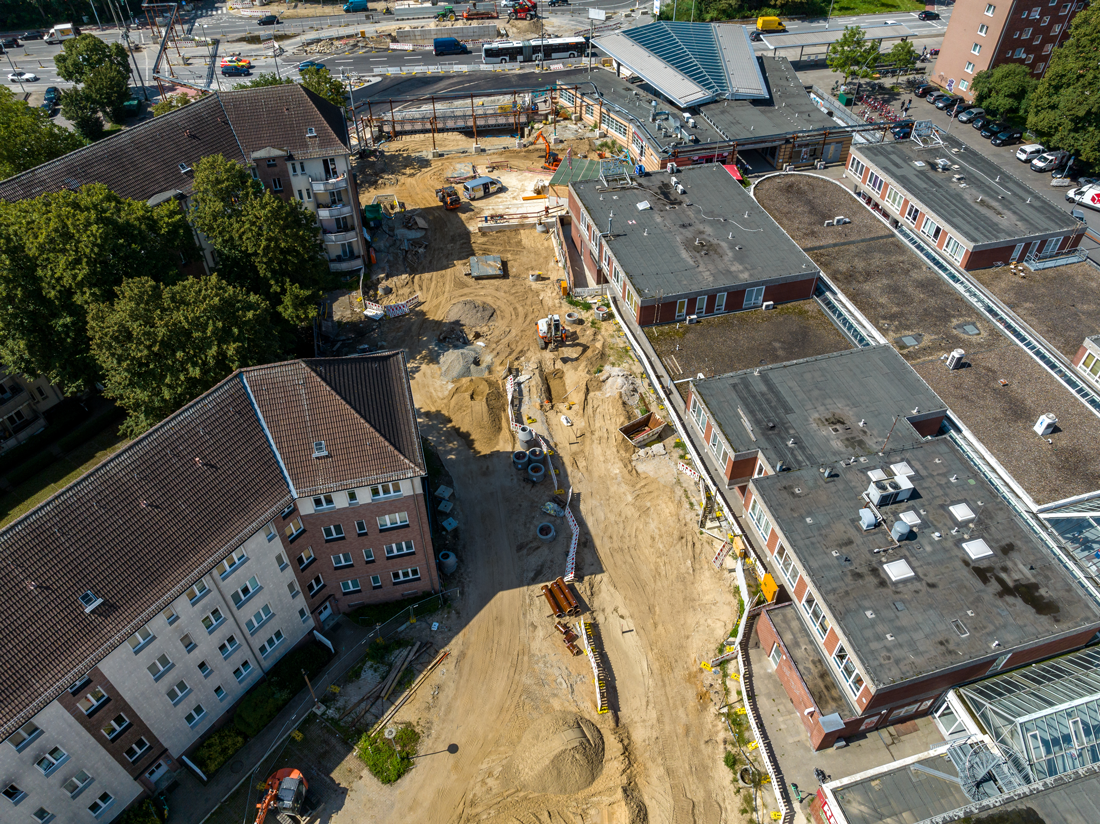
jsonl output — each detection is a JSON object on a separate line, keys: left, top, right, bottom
{"left": 254, "top": 768, "right": 316, "bottom": 824}
{"left": 533, "top": 132, "right": 560, "bottom": 171}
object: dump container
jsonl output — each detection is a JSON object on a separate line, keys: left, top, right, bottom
{"left": 618, "top": 411, "right": 667, "bottom": 448}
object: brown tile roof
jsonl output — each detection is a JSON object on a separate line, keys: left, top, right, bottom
{"left": 0, "top": 354, "right": 421, "bottom": 737}
{"left": 0, "top": 85, "right": 349, "bottom": 204}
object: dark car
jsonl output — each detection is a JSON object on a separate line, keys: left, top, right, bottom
{"left": 749, "top": 30, "right": 763, "bottom": 41}
{"left": 43, "top": 86, "right": 59, "bottom": 103}
{"left": 298, "top": 60, "right": 326, "bottom": 71}
{"left": 948, "top": 102, "right": 974, "bottom": 118}
{"left": 1, "top": 37, "right": 19, "bottom": 48}
{"left": 980, "top": 120, "right": 1010, "bottom": 139}
{"left": 21, "top": 31, "right": 44, "bottom": 40}
{"left": 917, "top": 10, "right": 941, "bottom": 20}
{"left": 991, "top": 128, "right": 1023, "bottom": 147}
{"left": 969, "top": 114, "right": 991, "bottom": 131}
{"left": 891, "top": 120, "right": 915, "bottom": 139}
{"left": 548, "top": 0, "right": 571, "bottom": 5}
{"left": 914, "top": 83, "right": 935, "bottom": 97}
{"left": 257, "top": 14, "right": 280, "bottom": 25}
{"left": 935, "top": 94, "right": 960, "bottom": 110}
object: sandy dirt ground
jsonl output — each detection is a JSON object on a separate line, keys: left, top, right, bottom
{"left": 319, "top": 141, "right": 747, "bottom": 822}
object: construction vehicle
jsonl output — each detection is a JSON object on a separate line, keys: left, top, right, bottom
{"left": 462, "top": 2, "right": 499, "bottom": 18}
{"left": 537, "top": 314, "right": 567, "bottom": 350}
{"left": 254, "top": 768, "right": 316, "bottom": 824}
{"left": 532, "top": 132, "right": 561, "bottom": 171}
{"left": 436, "top": 185, "right": 461, "bottom": 210}
{"left": 435, "top": 4, "right": 457, "bottom": 20}
{"left": 508, "top": 0, "right": 539, "bottom": 20}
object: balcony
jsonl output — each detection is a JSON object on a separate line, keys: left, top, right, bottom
{"left": 311, "top": 175, "right": 349, "bottom": 193}
{"left": 0, "top": 384, "right": 27, "bottom": 416}
{"left": 328, "top": 256, "right": 364, "bottom": 273}
{"left": 322, "top": 230, "right": 358, "bottom": 245}
{"left": 317, "top": 204, "right": 353, "bottom": 220}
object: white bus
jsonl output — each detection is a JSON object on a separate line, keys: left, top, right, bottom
{"left": 481, "top": 37, "right": 587, "bottom": 64}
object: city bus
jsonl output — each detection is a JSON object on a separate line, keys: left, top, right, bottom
{"left": 481, "top": 37, "right": 587, "bottom": 64}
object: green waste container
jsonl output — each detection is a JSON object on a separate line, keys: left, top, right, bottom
{"left": 122, "top": 98, "right": 141, "bottom": 117}
{"left": 837, "top": 92, "right": 853, "bottom": 107}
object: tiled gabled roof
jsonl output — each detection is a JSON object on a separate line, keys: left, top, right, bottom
{"left": 0, "top": 354, "right": 422, "bottom": 737}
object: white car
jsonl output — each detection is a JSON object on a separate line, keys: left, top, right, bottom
{"left": 1066, "top": 185, "right": 1100, "bottom": 211}
{"left": 1016, "top": 144, "right": 1045, "bottom": 162}
{"left": 8, "top": 71, "right": 38, "bottom": 83}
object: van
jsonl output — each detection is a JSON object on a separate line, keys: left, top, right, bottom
{"left": 462, "top": 176, "right": 503, "bottom": 200}
{"left": 433, "top": 37, "right": 469, "bottom": 56}
{"left": 44, "top": 23, "right": 79, "bottom": 44}
{"left": 756, "top": 16, "right": 786, "bottom": 32}
{"left": 344, "top": 0, "right": 370, "bottom": 11}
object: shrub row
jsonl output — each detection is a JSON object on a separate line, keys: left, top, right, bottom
{"left": 3, "top": 451, "right": 60, "bottom": 488}
{"left": 232, "top": 642, "right": 333, "bottom": 738}
{"left": 193, "top": 726, "right": 248, "bottom": 775}
{"left": 57, "top": 406, "right": 126, "bottom": 453}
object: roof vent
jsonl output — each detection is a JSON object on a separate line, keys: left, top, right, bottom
{"left": 79, "top": 590, "right": 104, "bottom": 613}
{"left": 858, "top": 508, "right": 877, "bottom": 531}
{"left": 178, "top": 163, "right": 191, "bottom": 174}
{"left": 312, "top": 440, "right": 328, "bottom": 458}
{"left": 306, "top": 127, "right": 317, "bottom": 137}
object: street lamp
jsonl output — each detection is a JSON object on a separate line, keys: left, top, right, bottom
{"left": 203, "top": 24, "right": 221, "bottom": 91}
{"left": 826, "top": 0, "right": 836, "bottom": 29}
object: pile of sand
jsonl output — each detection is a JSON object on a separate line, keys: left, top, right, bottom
{"left": 508, "top": 712, "right": 605, "bottom": 795}
{"left": 446, "top": 377, "right": 505, "bottom": 451}
{"left": 447, "top": 300, "right": 496, "bottom": 327}
{"left": 440, "top": 347, "right": 494, "bottom": 381}
{"left": 600, "top": 367, "right": 643, "bottom": 409}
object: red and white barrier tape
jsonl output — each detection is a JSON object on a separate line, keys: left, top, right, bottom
{"left": 565, "top": 506, "right": 579, "bottom": 582}
{"left": 677, "top": 461, "right": 700, "bottom": 480}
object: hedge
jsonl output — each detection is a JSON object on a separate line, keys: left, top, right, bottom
{"left": 3, "top": 451, "right": 60, "bottom": 488}
{"left": 234, "top": 682, "right": 291, "bottom": 738}
{"left": 266, "top": 642, "right": 333, "bottom": 694}
{"left": 57, "top": 407, "right": 126, "bottom": 453}
{"left": 194, "top": 726, "right": 248, "bottom": 775}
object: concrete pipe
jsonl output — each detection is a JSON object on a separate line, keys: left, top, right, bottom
{"left": 512, "top": 450, "right": 530, "bottom": 470}
{"left": 527, "top": 447, "right": 544, "bottom": 462}
{"left": 438, "top": 551, "right": 458, "bottom": 574}
{"left": 528, "top": 462, "right": 546, "bottom": 483}
{"left": 517, "top": 425, "right": 535, "bottom": 444}
{"left": 595, "top": 306, "right": 609, "bottom": 321}
{"left": 537, "top": 522, "right": 556, "bottom": 541}
{"left": 565, "top": 312, "right": 581, "bottom": 325}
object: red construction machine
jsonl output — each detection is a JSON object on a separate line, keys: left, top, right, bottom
{"left": 254, "top": 768, "right": 317, "bottom": 824}
{"left": 508, "top": 0, "right": 539, "bottom": 20}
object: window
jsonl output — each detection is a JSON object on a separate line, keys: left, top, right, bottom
{"left": 147, "top": 654, "right": 173, "bottom": 680}
{"left": 944, "top": 236, "right": 966, "bottom": 263}
{"left": 202, "top": 607, "right": 225, "bottom": 632}
{"left": 867, "top": 171, "right": 884, "bottom": 194}
{"left": 163, "top": 605, "right": 178, "bottom": 624}
{"left": 291, "top": 161, "right": 299, "bottom": 175}
{"left": 1014, "top": 47, "right": 1026, "bottom": 57}
{"left": 297, "top": 546, "right": 315, "bottom": 570}
{"left": 802, "top": 593, "right": 831, "bottom": 639}
{"left": 36, "top": 746, "right": 68, "bottom": 775}
{"left": 285, "top": 518, "right": 305, "bottom": 540}
{"left": 259, "top": 630, "right": 285, "bottom": 657}
{"left": 885, "top": 187, "right": 904, "bottom": 213}
{"left": 215, "top": 685, "right": 228, "bottom": 701}
{"left": 218, "top": 635, "right": 240, "bottom": 659}
{"left": 754, "top": 462, "right": 767, "bottom": 478}
{"left": 313, "top": 493, "right": 335, "bottom": 511}
{"left": 3, "top": 784, "right": 25, "bottom": 803}
{"left": 322, "top": 524, "right": 345, "bottom": 541}
{"left": 377, "top": 512, "right": 409, "bottom": 531}
{"left": 391, "top": 567, "right": 421, "bottom": 583}
{"left": 714, "top": 292, "right": 726, "bottom": 313}
{"left": 972, "top": 43, "right": 982, "bottom": 54}
{"left": 198, "top": 660, "right": 212, "bottom": 677}
{"left": 266, "top": 159, "right": 277, "bottom": 167}
{"left": 1053, "top": 22, "right": 1063, "bottom": 32}
{"left": 965, "top": 61, "right": 975, "bottom": 73}
{"left": 978, "top": 23, "right": 989, "bottom": 34}
{"left": 275, "top": 552, "right": 288, "bottom": 571}
{"left": 186, "top": 579, "right": 209, "bottom": 603}
{"left": 905, "top": 203, "right": 920, "bottom": 224}
{"left": 231, "top": 576, "right": 260, "bottom": 608}
{"left": 332, "top": 552, "right": 353, "bottom": 569}
{"left": 288, "top": 581, "right": 300, "bottom": 598}
{"left": 775, "top": 545, "right": 798, "bottom": 586}
{"left": 33, "top": 808, "right": 52, "bottom": 823}
{"left": 768, "top": 643, "right": 782, "bottom": 667}
{"left": 308, "top": 574, "right": 325, "bottom": 595}
{"left": 385, "top": 540, "right": 415, "bottom": 558}
{"left": 281, "top": 503, "right": 295, "bottom": 518}
{"left": 299, "top": 607, "right": 310, "bottom": 623}
{"left": 77, "top": 687, "right": 108, "bottom": 715}
{"left": 1036, "top": 62, "right": 1045, "bottom": 71}
{"left": 690, "top": 396, "right": 707, "bottom": 431}
{"left": 744, "top": 286, "right": 765, "bottom": 308}
{"left": 1022, "top": 27, "right": 1032, "bottom": 36}
{"left": 166, "top": 680, "right": 190, "bottom": 704}
{"left": 985, "top": 2, "right": 995, "bottom": 13}
{"left": 7, "top": 720, "right": 41, "bottom": 751}
{"left": 62, "top": 770, "right": 93, "bottom": 796}
{"left": 184, "top": 704, "right": 206, "bottom": 727}
{"left": 921, "top": 215, "right": 942, "bottom": 242}
{"left": 128, "top": 628, "right": 154, "bottom": 652}
{"left": 708, "top": 429, "right": 727, "bottom": 468}
{"left": 1025, "top": 53, "right": 1035, "bottom": 63}
{"left": 363, "top": 548, "right": 375, "bottom": 564}
{"left": 101, "top": 713, "right": 129, "bottom": 740}
{"left": 265, "top": 523, "right": 277, "bottom": 542}
{"left": 347, "top": 490, "right": 360, "bottom": 506}
{"left": 1060, "top": 3, "right": 1069, "bottom": 11}
{"left": 124, "top": 737, "right": 150, "bottom": 762}
{"left": 1041, "top": 15, "right": 1050, "bottom": 23}
{"left": 354, "top": 520, "right": 369, "bottom": 537}
{"left": 180, "top": 633, "right": 196, "bottom": 653}
{"left": 245, "top": 603, "right": 273, "bottom": 632}
{"left": 215, "top": 548, "right": 247, "bottom": 578}
{"left": 306, "top": 189, "right": 312, "bottom": 201}
{"left": 748, "top": 498, "right": 772, "bottom": 542}
{"left": 1030, "top": 6, "right": 1040, "bottom": 17}
{"left": 371, "top": 574, "right": 382, "bottom": 589}
{"left": 1043, "top": 42, "right": 1053, "bottom": 53}
{"left": 70, "top": 676, "right": 92, "bottom": 695}
{"left": 369, "top": 482, "right": 401, "bottom": 501}
{"left": 233, "top": 660, "right": 254, "bottom": 682}
{"left": 833, "top": 645, "right": 865, "bottom": 696}
{"left": 695, "top": 295, "right": 707, "bottom": 316}
{"left": 271, "top": 178, "right": 283, "bottom": 192}
{"left": 848, "top": 155, "right": 866, "bottom": 179}
{"left": 959, "top": 79, "right": 970, "bottom": 91}
{"left": 88, "top": 793, "right": 114, "bottom": 818}
{"left": 341, "top": 578, "right": 362, "bottom": 594}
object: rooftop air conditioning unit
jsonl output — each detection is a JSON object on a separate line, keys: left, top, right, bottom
{"left": 1034, "top": 413, "right": 1057, "bottom": 436}
{"left": 687, "top": 314, "right": 699, "bottom": 324}
{"left": 868, "top": 474, "right": 915, "bottom": 506}
{"left": 947, "top": 348, "right": 965, "bottom": 370}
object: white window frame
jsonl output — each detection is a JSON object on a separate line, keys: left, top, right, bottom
{"left": 744, "top": 286, "right": 765, "bottom": 308}
{"left": 385, "top": 540, "right": 415, "bottom": 558}
{"left": 920, "top": 215, "right": 942, "bottom": 242}
{"left": 370, "top": 574, "right": 382, "bottom": 589}
{"left": 985, "top": 2, "right": 996, "bottom": 14}
{"left": 77, "top": 687, "right": 108, "bottom": 715}
{"left": 979, "top": 23, "right": 989, "bottom": 34}
{"left": 7, "top": 721, "right": 42, "bottom": 751}
{"left": 87, "top": 791, "right": 115, "bottom": 818}
{"left": 179, "top": 633, "right": 196, "bottom": 653}
{"left": 185, "top": 579, "right": 209, "bottom": 604}
{"left": 308, "top": 574, "right": 325, "bottom": 595}
{"left": 347, "top": 490, "right": 359, "bottom": 506}
{"left": 867, "top": 171, "right": 884, "bottom": 194}
{"left": 214, "top": 548, "right": 247, "bottom": 579}
{"left": 184, "top": 704, "right": 206, "bottom": 728}
{"left": 322, "top": 524, "right": 345, "bottom": 541}
{"left": 833, "top": 644, "right": 866, "bottom": 697}
{"left": 690, "top": 396, "right": 707, "bottom": 431}
{"left": 802, "top": 592, "right": 831, "bottom": 639}
{"left": 377, "top": 511, "right": 409, "bottom": 531}
{"left": 332, "top": 552, "right": 354, "bottom": 569}
{"left": 214, "top": 685, "right": 227, "bottom": 701}
{"left": 848, "top": 155, "right": 866, "bottom": 179}
{"left": 35, "top": 746, "right": 68, "bottom": 775}
{"left": 965, "top": 61, "right": 975, "bottom": 73}
{"left": 285, "top": 517, "right": 305, "bottom": 540}
{"left": 201, "top": 607, "right": 225, "bottom": 633}
{"left": 695, "top": 295, "right": 707, "bottom": 316}
{"left": 3, "top": 784, "right": 26, "bottom": 803}
{"left": 312, "top": 493, "right": 335, "bottom": 511}
{"left": 218, "top": 635, "right": 240, "bottom": 659}
{"left": 62, "top": 769, "right": 92, "bottom": 796}
{"left": 748, "top": 498, "right": 772, "bottom": 542}
{"left": 341, "top": 578, "right": 362, "bottom": 594}
{"left": 233, "top": 660, "right": 254, "bottom": 683}
{"left": 944, "top": 235, "right": 966, "bottom": 263}
{"left": 258, "top": 630, "right": 285, "bottom": 658}
{"left": 244, "top": 603, "right": 273, "bottom": 633}
{"left": 714, "top": 292, "right": 726, "bottom": 313}
{"left": 101, "top": 713, "right": 129, "bottom": 740}
{"left": 904, "top": 202, "right": 920, "bottom": 225}
{"left": 363, "top": 548, "right": 375, "bottom": 563}
{"left": 299, "top": 607, "right": 310, "bottom": 623}
{"left": 147, "top": 654, "right": 173, "bottom": 680}
{"left": 297, "top": 546, "right": 315, "bottom": 570}
{"left": 166, "top": 680, "right": 190, "bottom": 704}
{"left": 775, "top": 545, "right": 798, "bottom": 586}
{"left": 885, "top": 187, "right": 904, "bottom": 213}
{"left": 197, "top": 660, "right": 212, "bottom": 677}
{"left": 355, "top": 519, "right": 368, "bottom": 536}
{"left": 391, "top": 567, "right": 421, "bottom": 583}
{"left": 163, "top": 605, "right": 179, "bottom": 624}
{"left": 708, "top": 429, "right": 728, "bottom": 468}
{"left": 231, "top": 576, "right": 260, "bottom": 609}
{"left": 128, "top": 627, "right": 154, "bottom": 652}
{"left": 959, "top": 79, "right": 970, "bottom": 91}
{"left": 369, "top": 482, "right": 402, "bottom": 501}
{"left": 675, "top": 298, "right": 687, "bottom": 320}
{"left": 972, "top": 42, "right": 982, "bottom": 54}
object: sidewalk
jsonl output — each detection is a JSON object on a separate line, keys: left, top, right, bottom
{"left": 166, "top": 616, "right": 375, "bottom": 824}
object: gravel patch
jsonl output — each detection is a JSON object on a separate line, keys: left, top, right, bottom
{"left": 446, "top": 299, "right": 496, "bottom": 327}
{"left": 440, "top": 346, "right": 493, "bottom": 381}
{"left": 754, "top": 174, "right": 888, "bottom": 248}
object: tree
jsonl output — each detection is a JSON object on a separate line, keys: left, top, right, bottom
{"left": 152, "top": 93, "right": 193, "bottom": 117}
{"left": 88, "top": 275, "right": 279, "bottom": 435}
{"left": 54, "top": 33, "right": 129, "bottom": 84}
{"left": 235, "top": 73, "right": 294, "bottom": 90}
{"left": 83, "top": 63, "right": 131, "bottom": 124}
{"left": 971, "top": 63, "right": 1037, "bottom": 120}
{"left": 59, "top": 87, "right": 104, "bottom": 141}
{"left": 886, "top": 40, "right": 918, "bottom": 76}
{"left": 300, "top": 67, "right": 348, "bottom": 108}
{"left": 0, "top": 88, "right": 86, "bottom": 179}
{"left": 1028, "top": 4, "right": 1100, "bottom": 166}
{"left": 827, "top": 26, "right": 881, "bottom": 84}
{"left": 0, "top": 185, "right": 195, "bottom": 393}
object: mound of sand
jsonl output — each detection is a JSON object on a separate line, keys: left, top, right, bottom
{"left": 600, "top": 367, "right": 643, "bottom": 409}
{"left": 447, "top": 299, "right": 496, "bottom": 327}
{"left": 440, "top": 347, "right": 494, "bottom": 381}
{"left": 447, "top": 377, "right": 505, "bottom": 451}
{"left": 508, "top": 712, "right": 605, "bottom": 795}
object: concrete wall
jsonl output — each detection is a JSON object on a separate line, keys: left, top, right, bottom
{"left": 393, "top": 24, "right": 500, "bottom": 43}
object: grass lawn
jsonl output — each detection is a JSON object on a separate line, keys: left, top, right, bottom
{"left": 827, "top": 0, "right": 925, "bottom": 16}
{"left": 0, "top": 428, "right": 129, "bottom": 527}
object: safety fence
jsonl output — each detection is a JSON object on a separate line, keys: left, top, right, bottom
{"left": 579, "top": 620, "right": 609, "bottom": 714}
{"left": 362, "top": 293, "right": 421, "bottom": 318}
{"left": 371, "top": 59, "right": 588, "bottom": 74}
{"left": 395, "top": 24, "right": 501, "bottom": 43}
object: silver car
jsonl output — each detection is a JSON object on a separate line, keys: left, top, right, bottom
{"left": 1015, "top": 144, "right": 1045, "bottom": 162}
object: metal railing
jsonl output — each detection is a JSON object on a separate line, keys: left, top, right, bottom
{"left": 353, "top": 587, "right": 460, "bottom": 642}
{"left": 1024, "top": 246, "right": 1088, "bottom": 271}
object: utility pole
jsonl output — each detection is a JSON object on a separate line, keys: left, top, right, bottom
{"left": 88, "top": 0, "right": 104, "bottom": 31}
{"left": 302, "top": 669, "right": 319, "bottom": 705}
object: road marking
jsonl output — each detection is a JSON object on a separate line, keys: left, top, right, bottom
{"left": 370, "top": 58, "right": 387, "bottom": 61}
{"left": 336, "top": 59, "right": 354, "bottom": 62}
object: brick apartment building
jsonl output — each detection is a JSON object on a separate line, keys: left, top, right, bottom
{"left": 932, "top": 0, "right": 1086, "bottom": 100}
{"left": 688, "top": 347, "right": 1100, "bottom": 749}
{"left": 0, "top": 85, "right": 367, "bottom": 277}
{"left": 0, "top": 368, "right": 64, "bottom": 454}
{"left": 0, "top": 353, "right": 435, "bottom": 822}
{"left": 567, "top": 164, "right": 820, "bottom": 323}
